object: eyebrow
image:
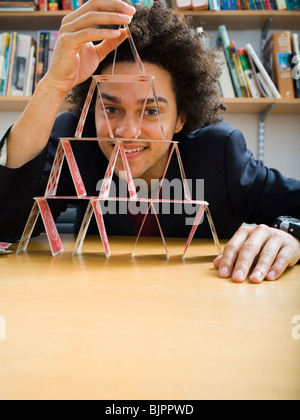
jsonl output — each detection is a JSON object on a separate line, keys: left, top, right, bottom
{"left": 100, "top": 93, "right": 169, "bottom": 105}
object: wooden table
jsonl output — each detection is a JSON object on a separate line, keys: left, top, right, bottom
{"left": 0, "top": 235, "right": 299, "bottom": 400}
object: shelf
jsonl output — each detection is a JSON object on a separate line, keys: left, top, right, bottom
{"left": 0, "top": 96, "right": 68, "bottom": 111}
{"left": 0, "top": 11, "right": 71, "bottom": 31}
{"left": 173, "top": 10, "right": 300, "bottom": 30}
{"left": 0, "top": 10, "right": 299, "bottom": 31}
{"left": 1, "top": 96, "right": 299, "bottom": 114}
{"left": 221, "top": 98, "right": 300, "bottom": 114}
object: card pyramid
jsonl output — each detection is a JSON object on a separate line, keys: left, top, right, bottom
{"left": 17, "top": 26, "right": 222, "bottom": 258}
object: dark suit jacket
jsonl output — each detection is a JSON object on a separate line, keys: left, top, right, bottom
{"left": 1, "top": 112, "right": 299, "bottom": 243}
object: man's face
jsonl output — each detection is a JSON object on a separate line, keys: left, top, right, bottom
{"left": 95, "top": 62, "right": 186, "bottom": 186}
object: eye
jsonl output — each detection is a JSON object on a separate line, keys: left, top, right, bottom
{"left": 144, "top": 108, "right": 158, "bottom": 117}
{"left": 105, "top": 107, "right": 120, "bottom": 115}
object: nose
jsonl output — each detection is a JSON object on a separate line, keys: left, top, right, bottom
{"left": 114, "top": 113, "right": 142, "bottom": 139}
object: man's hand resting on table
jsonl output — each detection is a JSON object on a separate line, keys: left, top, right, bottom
{"left": 213, "top": 224, "right": 300, "bottom": 283}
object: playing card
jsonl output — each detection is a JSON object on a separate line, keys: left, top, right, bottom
{"left": 37, "top": 198, "right": 63, "bottom": 256}
{"left": 16, "top": 200, "right": 40, "bottom": 254}
{"left": 92, "top": 200, "right": 111, "bottom": 258}
{"left": 61, "top": 140, "right": 87, "bottom": 198}
{"left": 0, "top": 242, "right": 12, "bottom": 255}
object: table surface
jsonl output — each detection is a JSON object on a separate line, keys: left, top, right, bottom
{"left": 0, "top": 234, "right": 299, "bottom": 400}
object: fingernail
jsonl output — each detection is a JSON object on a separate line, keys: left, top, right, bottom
{"left": 111, "top": 29, "right": 121, "bottom": 37}
{"left": 233, "top": 269, "right": 245, "bottom": 282}
{"left": 250, "top": 270, "right": 264, "bottom": 282}
{"left": 267, "top": 271, "right": 276, "bottom": 281}
{"left": 119, "top": 14, "right": 132, "bottom": 22}
{"left": 219, "top": 266, "right": 229, "bottom": 277}
{"left": 124, "top": 3, "right": 136, "bottom": 12}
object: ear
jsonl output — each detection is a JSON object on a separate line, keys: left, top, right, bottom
{"left": 174, "top": 112, "right": 187, "bottom": 133}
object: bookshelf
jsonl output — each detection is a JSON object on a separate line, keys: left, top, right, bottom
{"left": 0, "top": 10, "right": 300, "bottom": 30}
{"left": 1, "top": 96, "right": 300, "bottom": 114}
{"left": 0, "top": 10, "right": 300, "bottom": 113}
{"left": 173, "top": 10, "right": 300, "bottom": 30}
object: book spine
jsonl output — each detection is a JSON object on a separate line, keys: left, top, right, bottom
{"left": 48, "top": 0, "right": 59, "bottom": 11}
{"left": 222, "top": 0, "right": 230, "bottom": 8}
{"left": 245, "top": 42, "right": 281, "bottom": 98}
{"left": 192, "top": 0, "right": 209, "bottom": 9}
{"left": 217, "top": 48, "right": 235, "bottom": 98}
{"left": 291, "top": 33, "right": 300, "bottom": 98}
{"left": 71, "top": 0, "right": 83, "bottom": 8}
{"left": 175, "top": 0, "right": 192, "bottom": 9}
{"left": 61, "top": 0, "right": 72, "bottom": 9}
{"left": 275, "top": 0, "right": 287, "bottom": 9}
{"left": 230, "top": 40, "right": 250, "bottom": 97}
{"left": 5, "top": 32, "right": 18, "bottom": 96}
{"left": 238, "top": 48, "right": 261, "bottom": 98}
{"left": 36, "top": 31, "right": 45, "bottom": 85}
{"left": 271, "top": 32, "right": 295, "bottom": 98}
{"left": 39, "top": 0, "right": 48, "bottom": 11}
{"left": 0, "top": 33, "right": 10, "bottom": 96}
{"left": 42, "top": 32, "right": 50, "bottom": 77}
{"left": 218, "top": 25, "right": 243, "bottom": 97}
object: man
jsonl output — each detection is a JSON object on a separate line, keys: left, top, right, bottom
{"left": 0, "top": 1, "right": 299, "bottom": 283}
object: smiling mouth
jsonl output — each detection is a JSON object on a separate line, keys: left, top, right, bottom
{"left": 124, "top": 147, "right": 146, "bottom": 154}
{"left": 111, "top": 142, "right": 148, "bottom": 158}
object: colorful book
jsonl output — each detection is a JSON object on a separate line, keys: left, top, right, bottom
{"left": 0, "top": 33, "right": 10, "bottom": 96}
{"left": 264, "top": 32, "right": 295, "bottom": 98}
{"left": 237, "top": 48, "right": 261, "bottom": 98}
{"left": 218, "top": 25, "right": 243, "bottom": 97}
{"left": 4, "top": 32, "right": 17, "bottom": 96}
{"left": 230, "top": 40, "right": 250, "bottom": 97}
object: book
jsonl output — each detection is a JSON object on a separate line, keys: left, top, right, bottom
{"left": 4, "top": 32, "right": 17, "bottom": 96}
{"left": 10, "top": 34, "right": 36, "bottom": 96}
{"left": 0, "top": 1, "right": 37, "bottom": 11}
{"left": 291, "top": 33, "right": 300, "bottom": 98}
{"left": 36, "top": 31, "right": 46, "bottom": 85}
{"left": 23, "top": 44, "right": 36, "bottom": 96}
{"left": 209, "top": 0, "right": 221, "bottom": 9}
{"left": 38, "top": 0, "right": 47, "bottom": 10}
{"left": 246, "top": 50, "right": 269, "bottom": 97}
{"left": 176, "top": 0, "right": 192, "bottom": 8}
{"left": 290, "top": 0, "right": 300, "bottom": 9}
{"left": 230, "top": 40, "right": 250, "bottom": 97}
{"left": 61, "top": 0, "right": 72, "bottom": 9}
{"left": 192, "top": 0, "right": 209, "bottom": 8}
{"left": 218, "top": 25, "right": 243, "bottom": 97}
{"left": 275, "top": 0, "right": 287, "bottom": 9}
{"left": 264, "top": 32, "right": 295, "bottom": 98}
{"left": 0, "top": 33, "right": 10, "bottom": 96}
{"left": 237, "top": 48, "right": 261, "bottom": 98}
{"left": 245, "top": 43, "right": 281, "bottom": 98}
{"left": 48, "top": 0, "right": 59, "bottom": 10}
{"left": 217, "top": 48, "right": 235, "bottom": 98}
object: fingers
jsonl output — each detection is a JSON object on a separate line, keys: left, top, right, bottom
{"left": 57, "top": 1, "right": 135, "bottom": 58}
{"left": 62, "top": 0, "right": 136, "bottom": 25}
{"left": 213, "top": 225, "right": 300, "bottom": 284}
{"left": 213, "top": 225, "right": 251, "bottom": 279}
{"left": 61, "top": 12, "right": 133, "bottom": 36}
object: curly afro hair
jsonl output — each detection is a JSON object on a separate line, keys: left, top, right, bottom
{"left": 67, "top": 2, "right": 223, "bottom": 132}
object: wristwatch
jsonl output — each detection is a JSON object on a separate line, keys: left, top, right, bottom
{"left": 272, "top": 216, "right": 300, "bottom": 241}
